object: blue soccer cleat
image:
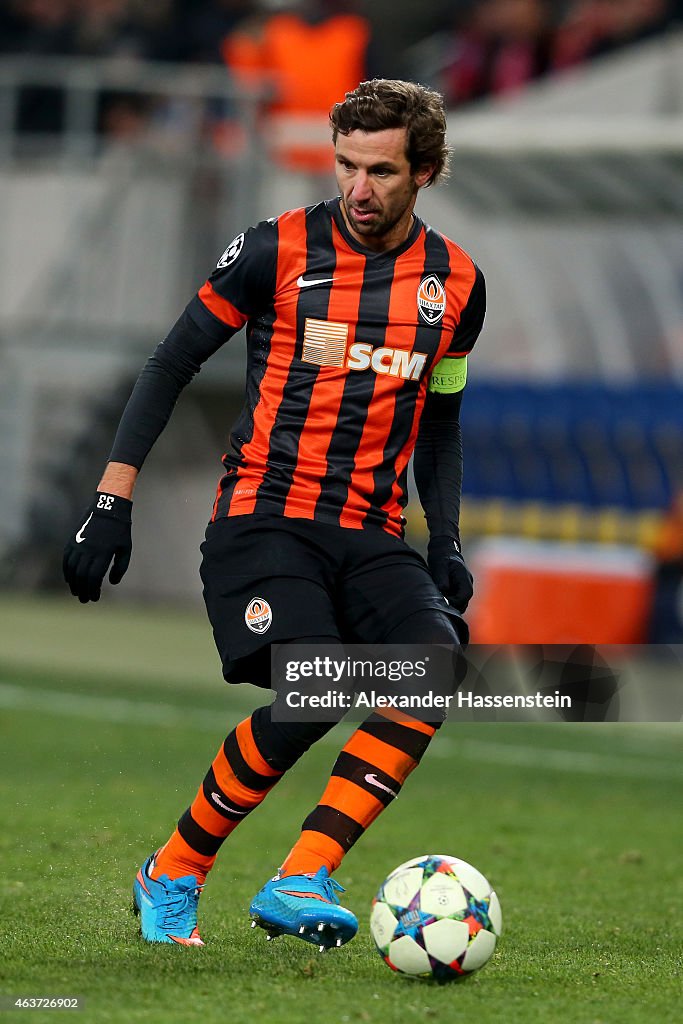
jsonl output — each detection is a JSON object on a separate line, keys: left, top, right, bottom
{"left": 132, "top": 852, "right": 204, "bottom": 946}
{"left": 249, "top": 867, "right": 358, "bottom": 951}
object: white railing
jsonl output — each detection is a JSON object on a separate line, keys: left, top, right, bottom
{"left": 0, "top": 55, "right": 257, "bottom": 160}
{"left": 0, "top": 57, "right": 262, "bottom": 552}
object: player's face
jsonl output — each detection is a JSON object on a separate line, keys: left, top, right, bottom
{"left": 335, "top": 128, "right": 434, "bottom": 252}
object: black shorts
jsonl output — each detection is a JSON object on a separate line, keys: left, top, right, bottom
{"left": 200, "top": 514, "right": 465, "bottom": 687}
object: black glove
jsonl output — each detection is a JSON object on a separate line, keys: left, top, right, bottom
{"left": 427, "top": 535, "right": 474, "bottom": 614}
{"left": 63, "top": 492, "right": 132, "bottom": 603}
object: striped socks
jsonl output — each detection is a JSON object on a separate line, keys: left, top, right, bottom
{"left": 279, "top": 709, "right": 437, "bottom": 877}
{"left": 151, "top": 706, "right": 438, "bottom": 884}
{"left": 151, "top": 714, "right": 283, "bottom": 883}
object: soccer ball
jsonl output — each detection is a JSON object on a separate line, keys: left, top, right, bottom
{"left": 369, "top": 854, "right": 502, "bottom": 982}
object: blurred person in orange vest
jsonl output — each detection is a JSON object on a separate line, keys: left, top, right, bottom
{"left": 648, "top": 488, "right": 683, "bottom": 644}
{"left": 222, "top": 0, "right": 372, "bottom": 174}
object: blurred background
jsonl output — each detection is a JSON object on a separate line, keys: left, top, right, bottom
{"left": 1, "top": 0, "right": 683, "bottom": 647}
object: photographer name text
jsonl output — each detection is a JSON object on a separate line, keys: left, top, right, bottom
{"left": 284, "top": 690, "right": 573, "bottom": 710}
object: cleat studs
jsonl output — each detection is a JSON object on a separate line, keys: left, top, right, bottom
{"left": 266, "top": 934, "right": 273, "bottom": 941}
{"left": 298, "top": 926, "right": 305, "bottom": 934}
{"left": 317, "top": 922, "right": 324, "bottom": 932}
{"left": 336, "top": 937, "right": 342, "bottom": 947}
{"left": 250, "top": 921, "right": 257, "bottom": 929}
{"left": 319, "top": 944, "right": 326, "bottom": 953}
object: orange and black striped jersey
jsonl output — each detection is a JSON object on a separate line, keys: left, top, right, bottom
{"left": 111, "top": 198, "right": 484, "bottom": 537}
{"left": 184, "top": 198, "right": 485, "bottom": 537}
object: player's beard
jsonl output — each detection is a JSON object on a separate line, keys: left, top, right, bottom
{"left": 342, "top": 179, "right": 419, "bottom": 242}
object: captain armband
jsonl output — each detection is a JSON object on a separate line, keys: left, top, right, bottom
{"left": 428, "top": 356, "right": 468, "bottom": 394}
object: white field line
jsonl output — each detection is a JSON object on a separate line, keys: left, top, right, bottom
{"left": 430, "top": 736, "right": 683, "bottom": 781}
{"left": 0, "top": 681, "right": 229, "bottom": 733}
{"left": 2, "top": 681, "right": 682, "bottom": 781}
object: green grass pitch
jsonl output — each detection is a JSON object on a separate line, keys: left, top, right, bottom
{"left": 1, "top": 594, "right": 682, "bottom": 1023}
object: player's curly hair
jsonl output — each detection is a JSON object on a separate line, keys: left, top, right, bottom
{"left": 329, "top": 79, "right": 450, "bottom": 187}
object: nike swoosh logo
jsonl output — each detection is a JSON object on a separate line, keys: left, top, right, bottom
{"left": 296, "top": 275, "right": 334, "bottom": 288}
{"left": 364, "top": 773, "right": 398, "bottom": 799}
{"left": 278, "top": 889, "right": 331, "bottom": 903}
{"left": 75, "top": 512, "right": 93, "bottom": 544}
{"left": 211, "top": 792, "right": 249, "bottom": 815}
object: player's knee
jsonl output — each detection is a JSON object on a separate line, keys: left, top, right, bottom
{"left": 251, "top": 704, "right": 336, "bottom": 772}
{"left": 384, "top": 608, "right": 464, "bottom": 645}
{"left": 383, "top": 609, "right": 468, "bottom": 701}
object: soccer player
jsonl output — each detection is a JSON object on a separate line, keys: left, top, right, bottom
{"left": 63, "top": 79, "right": 485, "bottom": 951}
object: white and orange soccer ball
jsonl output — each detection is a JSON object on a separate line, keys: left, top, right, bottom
{"left": 370, "top": 854, "right": 502, "bottom": 983}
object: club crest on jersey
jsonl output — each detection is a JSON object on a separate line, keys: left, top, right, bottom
{"left": 217, "top": 233, "right": 244, "bottom": 269}
{"left": 417, "top": 274, "right": 446, "bottom": 325}
{"left": 245, "top": 597, "right": 272, "bottom": 634}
